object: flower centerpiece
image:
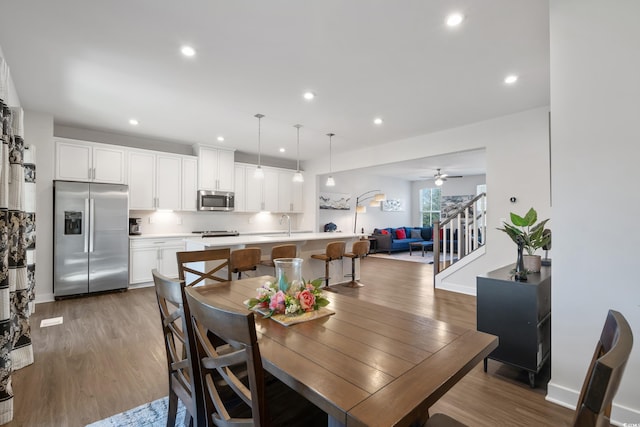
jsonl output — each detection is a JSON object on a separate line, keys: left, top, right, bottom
{"left": 247, "top": 278, "right": 330, "bottom": 318}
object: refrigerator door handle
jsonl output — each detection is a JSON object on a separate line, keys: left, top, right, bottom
{"left": 89, "top": 198, "right": 95, "bottom": 252}
{"left": 84, "top": 198, "right": 90, "bottom": 253}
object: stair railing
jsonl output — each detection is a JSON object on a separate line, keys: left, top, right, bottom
{"left": 433, "top": 192, "right": 486, "bottom": 280}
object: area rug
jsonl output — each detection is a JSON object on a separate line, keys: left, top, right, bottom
{"left": 86, "top": 397, "right": 185, "bottom": 427}
{"left": 369, "top": 251, "right": 457, "bottom": 265}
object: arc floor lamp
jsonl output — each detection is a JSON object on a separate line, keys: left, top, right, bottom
{"left": 354, "top": 190, "right": 386, "bottom": 233}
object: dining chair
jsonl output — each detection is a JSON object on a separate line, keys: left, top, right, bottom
{"left": 152, "top": 269, "right": 205, "bottom": 427}
{"left": 183, "top": 286, "right": 327, "bottom": 426}
{"left": 425, "top": 309, "right": 634, "bottom": 427}
{"left": 342, "top": 240, "right": 370, "bottom": 288}
{"left": 177, "top": 248, "right": 232, "bottom": 287}
{"left": 259, "top": 244, "right": 297, "bottom": 270}
{"left": 230, "top": 247, "right": 262, "bottom": 279}
{"left": 310, "top": 241, "right": 345, "bottom": 290}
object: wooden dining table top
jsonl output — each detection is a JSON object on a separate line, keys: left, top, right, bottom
{"left": 192, "top": 276, "right": 498, "bottom": 427}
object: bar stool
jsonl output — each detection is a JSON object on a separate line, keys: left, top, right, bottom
{"left": 343, "top": 240, "right": 370, "bottom": 288}
{"left": 230, "top": 247, "right": 262, "bottom": 279}
{"left": 259, "top": 244, "right": 298, "bottom": 270}
{"left": 310, "top": 241, "right": 345, "bottom": 291}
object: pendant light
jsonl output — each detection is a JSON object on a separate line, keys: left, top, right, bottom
{"left": 254, "top": 113, "right": 265, "bottom": 179}
{"left": 292, "top": 124, "right": 304, "bottom": 182}
{"left": 326, "top": 133, "right": 335, "bottom": 187}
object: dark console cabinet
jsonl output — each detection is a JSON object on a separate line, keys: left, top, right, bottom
{"left": 476, "top": 264, "right": 551, "bottom": 387}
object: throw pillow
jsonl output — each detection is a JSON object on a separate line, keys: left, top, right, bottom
{"left": 396, "top": 228, "right": 406, "bottom": 239}
{"left": 381, "top": 229, "right": 389, "bottom": 235}
{"left": 410, "top": 229, "right": 421, "bottom": 239}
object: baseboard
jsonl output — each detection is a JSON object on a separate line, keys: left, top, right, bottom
{"left": 35, "top": 293, "right": 55, "bottom": 304}
{"left": 128, "top": 282, "right": 154, "bottom": 290}
{"left": 434, "top": 246, "right": 485, "bottom": 296}
{"left": 435, "top": 281, "right": 476, "bottom": 296}
{"left": 546, "top": 381, "right": 640, "bottom": 426}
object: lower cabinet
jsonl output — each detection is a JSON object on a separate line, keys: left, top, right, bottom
{"left": 129, "top": 237, "right": 185, "bottom": 284}
{"left": 476, "top": 264, "right": 551, "bottom": 388}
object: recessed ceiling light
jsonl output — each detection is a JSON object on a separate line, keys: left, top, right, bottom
{"left": 504, "top": 74, "right": 519, "bottom": 84}
{"left": 303, "top": 91, "right": 315, "bottom": 101}
{"left": 446, "top": 13, "right": 464, "bottom": 27}
{"left": 217, "top": 136, "right": 225, "bottom": 142}
{"left": 181, "top": 45, "right": 196, "bottom": 57}
{"left": 279, "top": 148, "right": 285, "bottom": 153}
{"left": 373, "top": 117, "right": 383, "bottom": 125}
{"left": 129, "top": 119, "right": 139, "bottom": 126}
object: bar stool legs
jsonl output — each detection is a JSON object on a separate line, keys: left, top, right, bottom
{"left": 342, "top": 240, "right": 370, "bottom": 288}
{"left": 310, "top": 241, "right": 346, "bottom": 292}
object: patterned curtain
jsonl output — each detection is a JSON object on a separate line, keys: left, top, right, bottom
{"left": 0, "top": 100, "right": 35, "bottom": 424}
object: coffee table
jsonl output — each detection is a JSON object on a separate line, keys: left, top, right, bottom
{"left": 409, "top": 241, "right": 433, "bottom": 256}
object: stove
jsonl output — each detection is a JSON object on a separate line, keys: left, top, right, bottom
{"left": 192, "top": 230, "right": 240, "bottom": 238}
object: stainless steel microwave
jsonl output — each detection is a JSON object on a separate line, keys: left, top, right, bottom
{"left": 197, "top": 190, "right": 235, "bottom": 211}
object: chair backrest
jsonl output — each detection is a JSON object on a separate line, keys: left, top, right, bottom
{"left": 573, "top": 309, "right": 634, "bottom": 427}
{"left": 351, "top": 240, "right": 370, "bottom": 257}
{"left": 230, "top": 247, "right": 262, "bottom": 273}
{"left": 177, "top": 248, "right": 232, "bottom": 286}
{"left": 271, "top": 244, "right": 297, "bottom": 261}
{"left": 184, "top": 286, "right": 268, "bottom": 426}
{"left": 152, "top": 269, "right": 205, "bottom": 425}
{"left": 326, "top": 241, "right": 346, "bottom": 260}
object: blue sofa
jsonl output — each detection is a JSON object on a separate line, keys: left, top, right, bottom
{"left": 372, "top": 226, "right": 434, "bottom": 254}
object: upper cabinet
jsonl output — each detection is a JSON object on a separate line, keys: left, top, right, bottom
{"left": 195, "top": 145, "right": 235, "bottom": 192}
{"left": 128, "top": 150, "right": 196, "bottom": 211}
{"left": 55, "top": 138, "right": 126, "bottom": 184}
{"left": 235, "top": 163, "right": 303, "bottom": 213}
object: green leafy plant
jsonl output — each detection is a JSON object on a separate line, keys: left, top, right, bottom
{"left": 497, "top": 207, "right": 551, "bottom": 255}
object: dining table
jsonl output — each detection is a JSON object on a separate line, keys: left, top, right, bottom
{"left": 192, "top": 276, "right": 498, "bottom": 427}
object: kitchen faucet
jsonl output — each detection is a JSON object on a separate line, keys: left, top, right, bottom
{"left": 280, "top": 214, "right": 291, "bottom": 237}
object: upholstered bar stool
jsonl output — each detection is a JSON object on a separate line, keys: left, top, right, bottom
{"left": 343, "top": 240, "right": 370, "bottom": 288}
{"left": 310, "top": 241, "right": 345, "bottom": 291}
{"left": 259, "top": 244, "right": 297, "bottom": 271}
{"left": 230, "top": 247, "right": 262, "bottom": 279}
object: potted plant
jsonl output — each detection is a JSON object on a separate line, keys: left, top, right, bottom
{"left": 497, "top": 207, "right": 551, "bottom": 273}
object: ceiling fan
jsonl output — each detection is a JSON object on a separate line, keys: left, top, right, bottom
{"left": 431, "top": 168, "right": 463, "bottom": 186}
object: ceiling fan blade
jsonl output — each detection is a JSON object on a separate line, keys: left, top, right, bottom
{"left": 448, "top": 175, "right": 463, "bottom": 178}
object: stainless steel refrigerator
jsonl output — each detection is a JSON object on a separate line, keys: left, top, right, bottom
{"left": 54, "top": 181, "right": 129, "bottom": 298}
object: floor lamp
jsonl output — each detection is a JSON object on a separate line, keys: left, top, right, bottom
{"left": 354, "top": 190, "right": 386, "bottom": 234}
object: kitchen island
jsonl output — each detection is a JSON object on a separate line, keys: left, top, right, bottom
{"left": 184, "top": 232, "right": 362, "bottom": 287}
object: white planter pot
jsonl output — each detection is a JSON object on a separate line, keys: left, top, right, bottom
{"left": 523, "top": 255, "right": 541, "bottom": 273}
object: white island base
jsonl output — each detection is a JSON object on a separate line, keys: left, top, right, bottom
{"left": 184, "top": 233, "right": 363, "bottom": 287}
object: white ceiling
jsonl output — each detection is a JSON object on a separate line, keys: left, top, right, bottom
{"left": 0, "top": 1, "right": 549, "bottom": 176}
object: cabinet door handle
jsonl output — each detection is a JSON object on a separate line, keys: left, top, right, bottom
{"left": 89, "top": 168, "right": 92, "bottom": 180}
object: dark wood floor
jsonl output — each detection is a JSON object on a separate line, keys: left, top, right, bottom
{"left": 7, "top": 257, "right": 573, "bottom": 427}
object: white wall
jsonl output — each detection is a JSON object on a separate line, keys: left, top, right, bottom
{"left": 317, "top": 172, "right": 411, "bottom": 234}
{"left": 548, "top": 0, "right": 640, "bottom": 421}
{"left": 303, "top": 107, "right": 551, "bottom": 295}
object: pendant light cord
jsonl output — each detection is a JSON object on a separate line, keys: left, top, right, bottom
{"left": 254, "top": 113, "right": 264, "bottom": 167}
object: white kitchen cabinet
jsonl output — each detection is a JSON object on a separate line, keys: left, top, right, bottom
{"left": 242, "top": 163, "right": 278, "bottom": 212}
{"left": 278, "top": 170, "right": 304, "bottom": 212}
{"left": 55, "top": 138, "right": 125, "bottom": 184}
{"left": 129, "top": 237, "right": 185, "bottom": 284}
{"left": 128, "top": 150, "right": 184, "bottom": 210}
{"left": 182, "top": 157, "right": 198, "bottom": 211}
{"left": 196, "top": 145, "right": 235, "bottom": 191}
{"left": 233, "top": 164, "right": 246, "bottom": 212}
{"left": 263, "top": 168, "right": 279, "bottom": 212}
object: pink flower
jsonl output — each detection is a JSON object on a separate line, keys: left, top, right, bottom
{"left": 297, "top": 289, "right": 316, "bottom": 312}
{"left": 268, "top": 291, "right": 286, "bottom": 314}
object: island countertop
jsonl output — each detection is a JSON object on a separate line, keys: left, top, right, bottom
{"left": 184, "top": 232, "right": 362, "bottom": 248}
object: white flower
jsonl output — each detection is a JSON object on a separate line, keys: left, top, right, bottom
{"left": 285, "top": 301, "right": 300, "bottom": 314}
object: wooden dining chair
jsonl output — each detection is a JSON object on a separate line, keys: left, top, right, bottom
{"left": 183, "top": 286, "right": 327, "bottom": 427}
{"left": 177, "top": 248, "right": 232, "bottom": 287}
{"left": 259, "top": 244, "right": 297, "bottom": 269}
{"left": 343, "top": 240, "right": 370, "bottom": 288}
{"left": 152, "top": 269, "right": 205, "bottom": 427}
{"left": 425, "top": 309, "right": 634, "bottom": 427}
{"left": 310, "top": 241, "right": 345, "bottom": 290}
{"left": 230, "top": 247, "right": 262, "bottom": 279}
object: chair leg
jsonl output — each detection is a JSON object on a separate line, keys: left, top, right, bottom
{"left": 343, "top": 257, "right": 364, "bottom": 288}
{"left": 167, "top": 388, "right": 178, "bottom": 427}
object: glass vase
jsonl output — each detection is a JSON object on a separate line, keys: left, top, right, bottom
{"left": 274, "top": 258, "right": 304, "bottom": 294}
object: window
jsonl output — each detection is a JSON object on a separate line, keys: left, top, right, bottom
{"left": 420, "top": 187, "right": 441, "bottom": 226}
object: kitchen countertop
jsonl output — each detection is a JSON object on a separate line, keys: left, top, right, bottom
{"left": 185, "top": 232, "right": 361, "bottom": 248}
{"left": 129, "top": 230, "right": 318, "bottom": 240}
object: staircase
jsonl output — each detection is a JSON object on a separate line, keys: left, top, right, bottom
{"left": 432, "top": 192, "right": 486, "bottom": 281}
